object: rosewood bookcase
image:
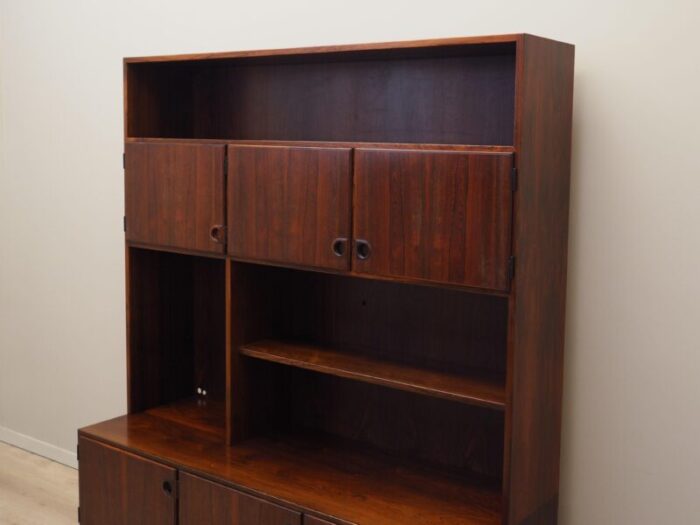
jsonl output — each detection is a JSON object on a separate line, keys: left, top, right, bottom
{"left": 78, "top": 34, "right": 575, "bottom": 525}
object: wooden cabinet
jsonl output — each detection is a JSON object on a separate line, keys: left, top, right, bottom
{"left": 180, "top": 472, "right": 301, "bottom": 525}
{"left": 83, "top": 34, "right": 574, "bottom": 525}
{"left": 228, "top": 145, "right": 352, "bottom": 270}
{"left": 78, "top": 437, "right": 176, "bottom": 525}
{"left": 353, "top": 149, "right": 514, "bottom": 290}
{"left": 125, "top": 142, "right": 226, "bottom": 253}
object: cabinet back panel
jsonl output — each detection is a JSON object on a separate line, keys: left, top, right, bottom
{"left": 127, "top": 63, "right": 194, "bottom": 138}
{"left": 127, "top": 52, "right": 515, "bottom": 145}
{"left": 128, "top": 248, "right": 225, "bottom": 412}
{"left": 270, "top": 266, "right": 508, "bottom": 375}
{"left": 285, "top": 370, "right": 505, "bottom": 480}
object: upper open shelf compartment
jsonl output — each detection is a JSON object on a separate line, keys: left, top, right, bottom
{"left": 125, "top": 39, "right": 516, "bottom": 145}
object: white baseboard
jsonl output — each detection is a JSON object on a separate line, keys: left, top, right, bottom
{"left": 0, "top": 425, "right": 77, "bottom": 469}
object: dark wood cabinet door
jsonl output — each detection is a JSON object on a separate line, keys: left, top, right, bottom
{"left": 228, "top": 145, "right": 352, "bottom": 270}
{"left": 179, "top": 472, "right": 301, "bottom": 525}
{"left": 125, "top": 142, "right": 226, "bottom": 253}
{"left": 78, "top": 437, "right": 176, "bottom": 525}
{"left": 353, "top": 149, "right": 514, "bottom": 291}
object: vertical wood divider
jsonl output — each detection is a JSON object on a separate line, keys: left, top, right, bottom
{"left": 125, "top": 245, "right": 134, "bottom": 413}
{"left": 225, "top": 257, "right": 232, "bottom": 445}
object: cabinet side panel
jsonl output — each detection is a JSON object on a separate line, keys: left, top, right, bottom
{"left": 506, "top": 35, "right": 574, "bottom": 525}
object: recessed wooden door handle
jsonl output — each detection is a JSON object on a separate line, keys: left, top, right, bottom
{"left": 331, "top": 237, "right": 348, "bottom": 257}
{"left": 162, "top": 480, "right": 173, "bottom": 496}
{"left": 210, "top": 224, "right": 227, "bottom": 244}
{"left": 355, "top": 239, "right": 371, "bottom": 260}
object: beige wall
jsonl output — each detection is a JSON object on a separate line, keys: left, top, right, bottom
{"left": 1, "top": 0, "right": 699, "bottom": 523}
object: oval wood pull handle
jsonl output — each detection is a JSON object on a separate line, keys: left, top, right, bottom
{"left": 210, "top": 224, "right": 227, "bottom": 244}
{"left": 355, "top": 239, "right": 372, "bottom": 260}
{"left": 331, "top": 237, "right": 348, "bottom": 257}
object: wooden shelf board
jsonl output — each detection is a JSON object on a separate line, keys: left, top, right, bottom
{"left": 240, "top": 339, "right": 506, "bottom": 410}
{"left": 80, "top": 411, "right": 501, "bottom": 525}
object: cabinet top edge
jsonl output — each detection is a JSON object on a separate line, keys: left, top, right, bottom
{"left": 123, "top": 33, "right": 572, "bottom": 64}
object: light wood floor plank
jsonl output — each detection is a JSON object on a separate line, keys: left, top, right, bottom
{"left": 0, "top": 442, "right": 77, "bottom": 525}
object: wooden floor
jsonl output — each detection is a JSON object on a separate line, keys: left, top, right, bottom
{"left": 0, "top": 442, "right": 77, "bottom": 524}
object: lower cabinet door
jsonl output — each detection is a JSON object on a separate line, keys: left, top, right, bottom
{"left": 78, "top": 437, "right": 177, "bottom": 525}
{"left": 179, "top": 472, "right": 302, "bottom": 525}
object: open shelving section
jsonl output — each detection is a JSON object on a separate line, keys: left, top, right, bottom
{"left": 79, "top": 33, "right": 574, "bottom": 525}
{"left": 124, "top": 39, "right": 518, "bottom": 145}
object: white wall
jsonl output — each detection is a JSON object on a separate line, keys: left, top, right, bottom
{"left": 1, "top": 0, "right": 699, "bottom": 523}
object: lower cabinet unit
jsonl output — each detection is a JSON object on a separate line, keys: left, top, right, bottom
{"left": 78, "top": 438, "right": 177, "bottom": 525}
{"left": 78, "top": 437, "right": 342, "bottom": 525}
{"left": 179, "top": 472, "right": 301, "bottom": 525}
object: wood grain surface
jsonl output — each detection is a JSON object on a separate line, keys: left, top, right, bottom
{"left": 504, "top": 35, "right": 575, "bottom": 525}
{"left": 353, "top": 149, "right": 514, "bottom": 290}
{"left": 180, "top": 472, "right": 301, "bottom": 525}
{"left": 78, "top": 437, "right": 176, "bottom": 525}
{"left": 228, "top": 145, "right": 352, "bottom": 270}
{"left": 125, "top": 142, "right": 225, "bottom": 253}
{"left": 241, "top": 339, "right": 505, "bottom": 409}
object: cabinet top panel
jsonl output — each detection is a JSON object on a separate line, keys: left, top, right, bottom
{"left": 124, "top": 33, "right": 571, "bottom": 64}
